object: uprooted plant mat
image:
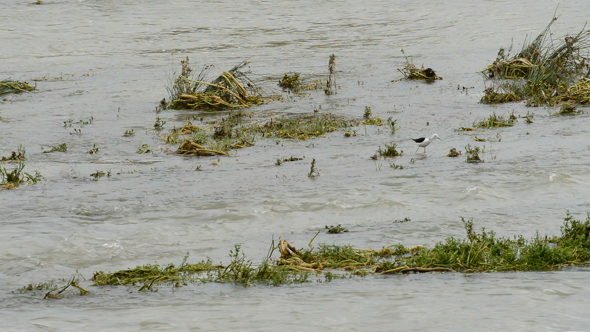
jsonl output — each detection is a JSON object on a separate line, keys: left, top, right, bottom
{"left": 396, "top": 49, "right": 443, "bottom": 81}
{"left": 19, "top": 213, "right": 590, "bottom": 297}
{"left": 1, "top": 80, "right": 35, "bottom": 95}
{"left": 165, "top": 57, "right": 265, "bottom": 111}
{"left": 481, "top": 17, "right": 590, "bottom": 107}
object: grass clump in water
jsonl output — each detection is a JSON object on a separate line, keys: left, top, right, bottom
{"left": 481, "top": 17, "right": 590, "bottom": 107}
{"left": 551, "top": 104, "right": 584, "bottom": 116}
{"left": 465, "top": 144, "right": 484, "bottom": 163}
{"left": 361, "top": 106, "right": 383, "bottom": 125}
{"left": 278, "top": 72, "right": 323, "bottom": 93}
{"left": 325, "top": 54, "right": 337, "bottom": 95}
{"left": 260, "top": 113, "right": 357, "bottom": 139}
{"left": 397, "top": 49, "right": 443, "bottom": 81}
{"left": 165, "top": 112, "right": 362, "bottom": 157}
{"left": 382, "top": 214, "right": 590, "bottom": 273}
{"left": 166, "top": 57, "right": 264, "bottom": 111}
{"left": 1, "top": 145, "right": 26, "bottom": 163}
{"left": 0, "top": 80, "right": 35, "bottom": 95}
{"left": 473, "top": 112, "right": 517, "bottom": 128}
{"left": 1, "top": 162, "right": 43, "bottom": 190}
{"left": 92, "top": 244, "right": 309, "bottom": 290}
{"left": 371, "top": 143, "right": 402, "bottom": 159}
{"left": 278, "top": 72, "right": 302, "bottom": 91}
{"left": 43, "top": 143, "right": 67, "bottom": 154}
{"left": 446, "top": 148, "right": 462, "bottom": 157}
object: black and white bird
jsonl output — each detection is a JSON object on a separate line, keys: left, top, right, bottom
{"left": 412, "top": 134, "right": 442, "bottom": 154}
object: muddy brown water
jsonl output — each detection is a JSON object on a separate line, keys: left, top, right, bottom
{"left": 2, "top": 0, "right": 590, "bottom": 331}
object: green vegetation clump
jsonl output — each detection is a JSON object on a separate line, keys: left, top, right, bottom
{"left": 386, "top": 117, "right": 397, "bottom": 134}
{"left": 446, "top": 148, "right": 461, "bottom": 157}
{"left": 1, "top": 146, "right": 26, "bottom": 163}
{"left": 18, "top": 213, "right": 590, "bottom": 296}
{"left": 137, "top": 144, "right": 151, "bottom": 154}
{"left": 277, "top": 72, "right": 308, "bottom": 92}
{"left": 361, "top": 107, "right": 383, "bottom": 125}
{"left": 166, "top": 57, "right": 264, "bottom": 111}
{"left": 43, "top": 143, "right": 67, "bottom": 153}
{"left": 372, "top": 143, "right": 402, "bottom": 159}
{"left": 0, "top": 80, "right": 35, "bottom": 95}
{"left": 473, "top": 112, "right": 517, "bottom": 128}
{"left": 88, "top": 144, "right": 99, "bottom": 155}
{"left": 465, "top": 144, "right": 484, "bottom": 163}
{"left": 481, "top": 17, "right": 590, "bottom": 107}
{"left": 382, "top": 215, "right": 590, "bottom": 273}
{"left": 1, "top": 162, "right": 43, "bottom": 190}
{"left": 166, "top": 112, "right": 363, "bottom": 157}
{"left": 92, "top": 245, "right": 309, "bottom": 289}
{"left": 90, "top": 170, "right": 110, "bottom": 181}
{"left": 552, "top": 104, "right": 584, "bottom": 116}
{"left": 480, "top": 86, "right": 522, "bottom": 104}
{"left": 260, "top": 113, "right": 356, "bottom": 139}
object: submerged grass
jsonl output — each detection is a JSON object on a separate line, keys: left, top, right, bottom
{"left": 481, "top": 17, "right": 590, "bottom": 107}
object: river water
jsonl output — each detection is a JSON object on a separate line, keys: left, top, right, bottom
{"left": 2, "top": 0, "right": 590, "bottom": 331}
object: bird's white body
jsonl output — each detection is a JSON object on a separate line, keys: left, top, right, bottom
{"left": 412, "top": 134, "right": 441, "bottom": 153}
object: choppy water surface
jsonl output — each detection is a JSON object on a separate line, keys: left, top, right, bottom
{"left": 2, "top": 0, "right": 590, "bottom": 330}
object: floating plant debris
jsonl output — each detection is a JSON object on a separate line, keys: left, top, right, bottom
{"left": 0, "top": 80, "right": 35, "bottom": 95}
